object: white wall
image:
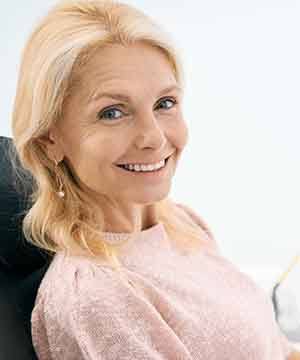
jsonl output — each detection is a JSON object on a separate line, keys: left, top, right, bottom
{"left": 1, "top": 0, "right": 300, "bottom": 290}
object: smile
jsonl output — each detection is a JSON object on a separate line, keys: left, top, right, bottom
{"left": 115, "top": 154, "right": 172, "bottom": 176}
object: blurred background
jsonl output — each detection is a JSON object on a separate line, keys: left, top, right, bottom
{"left": 1, "top": 0, "right": 299, "bottom": 343}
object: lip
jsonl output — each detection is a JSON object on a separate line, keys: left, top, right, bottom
{"left": 114, "top": 153, "right": 173, "bottom": 180}
{"left": 115, "top": 152, "right": 174, "bottom": 166}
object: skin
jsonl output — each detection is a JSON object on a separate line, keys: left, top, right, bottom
{"left": 39, "top": 42, "right": 188, "bottom": 232}
{"left": 289, "top": 351, "right": 300, "bottom": 360}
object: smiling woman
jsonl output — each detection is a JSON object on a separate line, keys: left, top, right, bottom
{"left": 11, "top": 0, "right": 198, "bottom": 257}
{"left": 8, "top": 0, "right": 295, "bottom": 359}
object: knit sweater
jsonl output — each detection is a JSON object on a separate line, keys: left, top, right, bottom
{"left": 31, "top": 203, "right": 293, "bottom": 359}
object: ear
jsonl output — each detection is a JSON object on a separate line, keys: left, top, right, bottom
{"left": 36, "top": 128, "right": 64, "bottom": 163}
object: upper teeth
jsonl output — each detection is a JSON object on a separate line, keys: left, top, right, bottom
{"left": 121, "top": 159, "right": 166, "bottom": 172}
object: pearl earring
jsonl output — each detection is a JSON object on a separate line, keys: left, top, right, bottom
{"left": 54, "top": 158, "right": 65, "bottom": 198}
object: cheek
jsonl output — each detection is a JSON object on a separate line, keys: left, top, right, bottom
{"left": 80, "top": 137, "right": 122, "bottom": 172}
{"left": 181, "top": 122, "right": 189, "bottom": 147}
{"left": 61, "top": 135, "right": 101, "bottom": 173}
{"left": 169, "top": 117, "right": 189, "bottom": 149}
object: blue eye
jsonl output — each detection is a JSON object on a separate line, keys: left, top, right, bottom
{"left": 97, "top": 97, "right": 177, "bottom": 122}
{"left": 97, "top": 107, "right": 124, "bottom": 121}
{"left": 157, "top": 97, "right": 177, "bottom": 110}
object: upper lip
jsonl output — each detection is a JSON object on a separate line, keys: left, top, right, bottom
{"left": 116, "top": 152, "right": 174, "bottom": 166}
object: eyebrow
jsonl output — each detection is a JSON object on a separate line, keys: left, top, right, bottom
{"left": 87, "top": 84, "right": 182, "bottom": 104}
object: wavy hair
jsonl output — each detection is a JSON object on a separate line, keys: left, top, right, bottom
{"left": 10, "top": 0, "right": 209, "bottom": 276}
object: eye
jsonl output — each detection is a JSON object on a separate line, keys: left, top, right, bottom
{"left": 96, "top": 97, "right": 178, "bottom": 123}
{"left": 97, "top": 106, "right": 125, "bottom": 122}
{"left": 156, "top": 97, "right": 177, "bottom": 110}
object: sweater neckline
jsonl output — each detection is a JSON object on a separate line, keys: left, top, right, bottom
{"left": 100, "top": 221, "right": 166, "bottom": 244}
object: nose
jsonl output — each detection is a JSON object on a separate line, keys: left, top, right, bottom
{"left": 134, "top": 112, "right": 167, "bottom": 150}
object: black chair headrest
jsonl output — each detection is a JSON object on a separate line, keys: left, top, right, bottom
{"left": 0, "top": 136, "right": 50, "bottom": 275}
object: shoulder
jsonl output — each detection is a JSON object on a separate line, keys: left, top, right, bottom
{"left": 31, "top": 253, "right": 192, "bottom": 359}
{"left": 174, "top": 202, "right": 221, "bottom": 254}
{"left": 33, "top": 252, "right": 131, "bottom": 306}
{"left": 31, "top": 253, "right": 136, "bottom": 336}
{"left": 31, "top": 253, "right": 160, "bottom": 335}
{"left": 31, "top": 253, "right": 141, "bottom": 359}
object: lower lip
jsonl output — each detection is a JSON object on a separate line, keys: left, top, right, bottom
{"left": 115, "top": 156, "right": 171, "bottom": 180}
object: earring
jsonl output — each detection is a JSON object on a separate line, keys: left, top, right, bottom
{"left": 53, "top": 158, "right": 65, "bottom": 198}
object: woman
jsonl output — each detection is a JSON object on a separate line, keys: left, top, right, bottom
{"left": 10, "top": 0, "right": 299, "bottom": 358}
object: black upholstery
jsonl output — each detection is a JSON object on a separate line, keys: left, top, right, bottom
{"left": 0, "top": 136, "right": 51, "bottom": 359}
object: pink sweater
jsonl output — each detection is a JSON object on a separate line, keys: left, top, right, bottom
{"left": 31, "top": 203, "right": 293, "bottom": 359}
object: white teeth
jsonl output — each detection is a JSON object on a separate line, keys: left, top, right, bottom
{"left": 121, "top": 159, "right": 166, "bottom": 172}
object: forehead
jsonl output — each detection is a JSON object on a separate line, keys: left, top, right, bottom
{"left": 84, "top": 42, "right": 174, "bottom": 76}
{"left": 79, "top": 43, "right": 177, "bottom": 101}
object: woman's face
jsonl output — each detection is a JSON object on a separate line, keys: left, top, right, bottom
{"left": 46, "top": 42, "right": 188, "bottom": 228}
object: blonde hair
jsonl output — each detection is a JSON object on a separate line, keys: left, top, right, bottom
{"left": 10, "top": 0, "right": 207, "bottom": 275}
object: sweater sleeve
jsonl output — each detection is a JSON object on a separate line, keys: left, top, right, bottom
{"left": 31, "top": 264, "right": 193, "bottom": 360}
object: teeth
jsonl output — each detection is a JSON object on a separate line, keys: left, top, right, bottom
{"left": 121, "top": 159, "right": 166, "bottom": 172}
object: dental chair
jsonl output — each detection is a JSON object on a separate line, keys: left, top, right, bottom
{"left": 0, "top": 136, "right": 51, "bottom": 359}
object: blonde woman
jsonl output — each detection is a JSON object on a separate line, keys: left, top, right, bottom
{"left": 10, "top": 0, "right": 299, "bottom": 359}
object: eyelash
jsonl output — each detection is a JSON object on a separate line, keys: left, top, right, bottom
{"left": 96, "top": 97, "right": 178, "bottom": 122}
